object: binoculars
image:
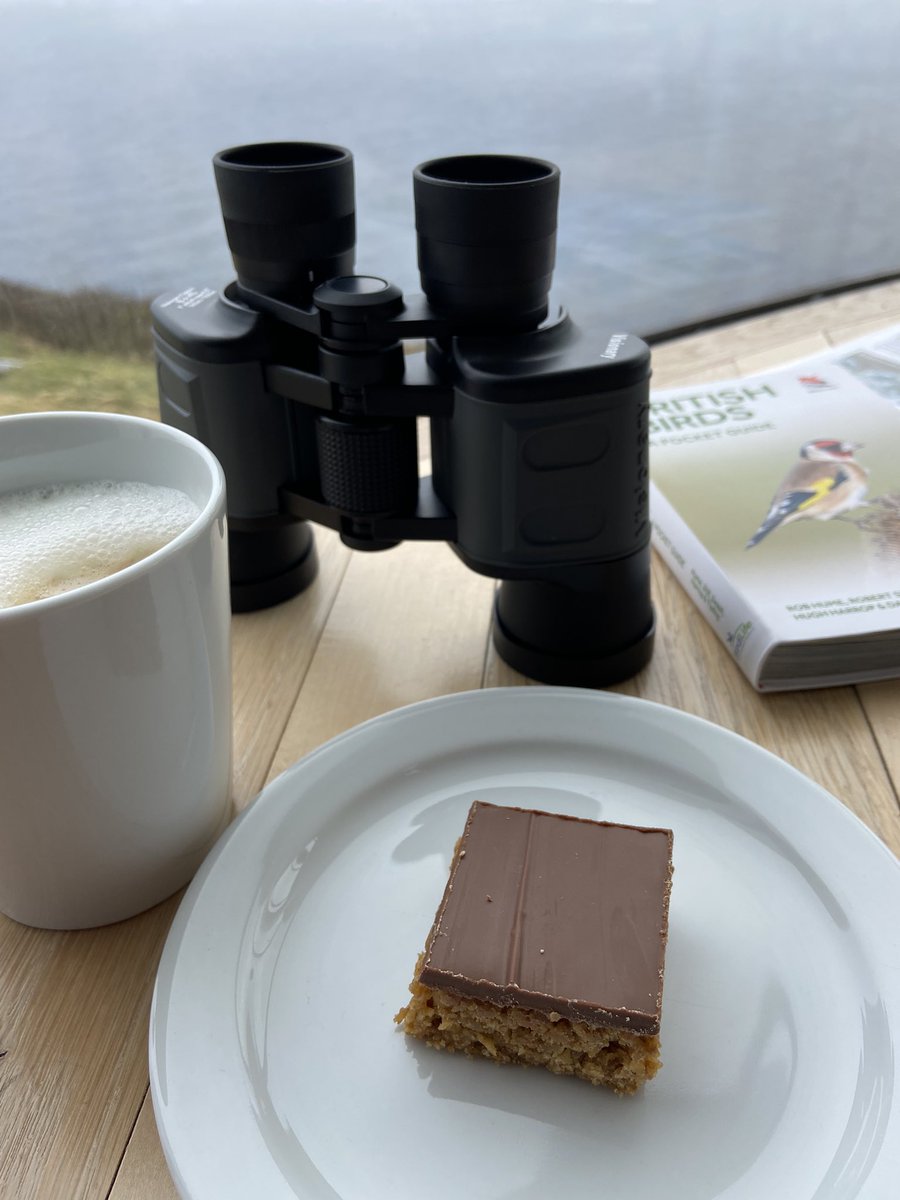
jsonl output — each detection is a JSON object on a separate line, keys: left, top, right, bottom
{"left": 152, "top": 142, "right": 654, "bottom": 686}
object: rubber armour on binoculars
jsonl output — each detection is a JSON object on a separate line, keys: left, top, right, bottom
{"left": 151, "top": 142, "right": 654, "bottom": 687}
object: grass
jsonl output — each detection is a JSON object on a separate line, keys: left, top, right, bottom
{"left": 0, "top": 279, "right": 159, "bottom": 421}
{"left": 0, "top": 279, "right": 153, "bottom": 358}
{"left": 0, "top": 330, "right": 159, "bottom": 421}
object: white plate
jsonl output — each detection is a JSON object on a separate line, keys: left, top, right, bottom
{"left": 150, "top": 687, "right": 900, "bottom": 1200}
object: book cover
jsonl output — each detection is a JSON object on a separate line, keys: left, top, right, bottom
{"left": 649, "top": 325, "right": 900, "bottom": 689}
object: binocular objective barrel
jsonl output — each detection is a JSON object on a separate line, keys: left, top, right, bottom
{"left": 431, "top": 322, "right": 654, "bottom": 687}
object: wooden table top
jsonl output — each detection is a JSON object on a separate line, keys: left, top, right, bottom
{"left": 3, "top": 282, "right": 900, "bottom": 1200}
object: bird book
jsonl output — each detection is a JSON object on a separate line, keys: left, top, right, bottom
{"left": 649, "top": 324, "right": 900, "bottom": 691}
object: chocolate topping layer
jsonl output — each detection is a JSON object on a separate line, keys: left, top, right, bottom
{"left": 419, "top": 802, "right": 674, "bottom": 1035}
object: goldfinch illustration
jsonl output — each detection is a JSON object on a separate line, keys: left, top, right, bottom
{"left": 746, "top": 439, "right": 868, "bottom": 548}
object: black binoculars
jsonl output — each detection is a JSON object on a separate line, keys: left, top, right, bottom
{"left": 152, "top": 142, "right": 654, "bottom": 686}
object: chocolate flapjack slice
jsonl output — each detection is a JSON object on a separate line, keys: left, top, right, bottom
{"left": 395, "top": 801, "right": 674, "bottom": 1093}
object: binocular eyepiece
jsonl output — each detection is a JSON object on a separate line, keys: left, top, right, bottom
{"left": 213, "top": 143, "right": 356, "bottom": 304}
{"left": 214, "top": 142, "right": 560, "bottom": 330}
{"left": 154, "top": 141, "right": 655, "bottom": 687}
{"left": 414, "top": 153, "right": 559, "bottom": 330}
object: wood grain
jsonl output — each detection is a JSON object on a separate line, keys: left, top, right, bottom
{"left": 5, "top": 285, "right": 900, "bottom": 1200}
{"left": 0, "top": 904, "right": 177, "bottom": 1200}
{"left": 230, "top": 529, "right": 351, "bottom": 810}
{"left": 103, "top": 1101, "right": 179, "bottom": 1200}
{"left": 268, "top": 538, "right": 496, "bottom": 776}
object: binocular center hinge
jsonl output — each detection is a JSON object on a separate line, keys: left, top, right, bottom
{"left": 318, "top": 341, "right": 406, "bottom": 390}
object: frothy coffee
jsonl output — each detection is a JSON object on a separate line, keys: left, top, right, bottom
{"left": 0, "top": 480, "right": 201, "bottom": 608}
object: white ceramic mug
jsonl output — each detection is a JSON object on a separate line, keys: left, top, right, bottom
{"left": 0, "top": 411, "right": 232, "bottom": 929}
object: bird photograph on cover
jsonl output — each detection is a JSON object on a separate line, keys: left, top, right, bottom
{"left": 746, "top": 439, "right": 869, "bottom": 548}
